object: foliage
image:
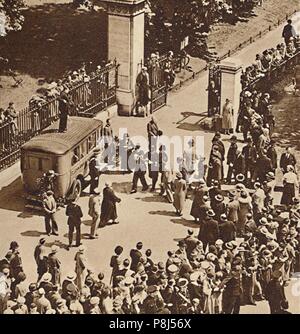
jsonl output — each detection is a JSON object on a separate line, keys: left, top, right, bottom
{"left": 0, "top": 0, "right": 25, "bottom": 36}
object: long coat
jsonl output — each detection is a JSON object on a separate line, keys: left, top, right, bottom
{"left": 101, "top": 187, "right": 121, "bottom": 223}
{"left": 173, "top": 178, "right": 187, "bottom": 212}
{"left": 190, "top": 185, "right": 209, "bottom": 218}
{"left": 207, "top": 149, "right": 223, "bottom": 185}
{"left": 198, "top": 218, "right": 219, "bottom": 247}
{"left": 222, "top": 102, "right": 234, "bottom": 130}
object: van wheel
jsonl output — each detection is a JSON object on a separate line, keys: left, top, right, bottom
{"left": 73, "top": 179, "right": 82, "bottom": 201}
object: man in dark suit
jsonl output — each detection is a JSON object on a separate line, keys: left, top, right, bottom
{"left": 265, "top": 270, "right": 287, "bottom": 314}
{"left": 267, "top": 139, "right": 278, "bottom": 173}
{"left": 58, "top": 92, "right": 71, "bottom": 133}
{"left": 221, "top": 264, "right": 243, "bottom": 314}
{"left": 129, "top": 242, "right": 143, "bottom": 272}
{"left": 280, "top": 147, "right": 297, "bottom": 174}
{"left": 218, "top": 214, "right": 236, "bottom": 243}
{"left": 184, "top": 230, "right": 199, "bottom": 259}
{"left": 282, "top": 19, "right": 297, "bottom": 45}
{"left": 226, "top": 136, "right": 238, "bottom": 183}
{"left": 198, "top": 210, "right": 219, "bottom": 249}
{"left": 66, "top": 198, "right": 83, "bottom": 249}
{"left": 242, "top": 137, "right": 257, "bottom": 181}
{"left": 89, "top": 149, "right": 101, "bottom": 195}
{"left": 233, "top": 150, "right": 245, "bottom": 178}
{"left": 254, "top": 152, "right": 272, "bottom": 182}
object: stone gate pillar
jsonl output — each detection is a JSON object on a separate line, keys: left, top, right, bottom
{"left": 219, "top": 57, "right": 242, "bottom": 130}
{"left": 100, "top": 0, "right": 145, "bottom": 116}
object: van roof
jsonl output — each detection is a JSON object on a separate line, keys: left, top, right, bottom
{"left": 22, "top": 116, "right": 102, "bottom": 155}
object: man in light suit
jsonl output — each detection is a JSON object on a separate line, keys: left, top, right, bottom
{"left": 42, "top": 191, "right": 58, "bottom": 236}
{"left": 88, "top": 191, "right": 101, "bottom": 239}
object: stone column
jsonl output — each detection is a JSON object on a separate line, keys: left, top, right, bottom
{"left": 219, "top": 57, "right": 242, "bottom": 130}
{"left": 100, "top": 0, "right": 145, "bottom": 116}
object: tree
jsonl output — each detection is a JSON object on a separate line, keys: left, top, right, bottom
{"left": 0, "top": 0, "right": 25, "bottom": 36}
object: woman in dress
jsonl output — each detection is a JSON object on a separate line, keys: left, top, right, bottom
{"left": 281, "top": 165, "right": 299, "bottom": 208}
{"left": 173, "top": 172, "right": 187, "bottom": 216}
{"left": 221, "top": 99, "right": 234, "bottom": 135}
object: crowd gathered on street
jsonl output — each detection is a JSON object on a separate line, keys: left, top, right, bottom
{"left": 0, "top": 11, "right": 300, "bottom": 316}
{"left": 1, "top": 89, "right": 300, "bottom": 313}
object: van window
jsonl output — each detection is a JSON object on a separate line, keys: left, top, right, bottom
{"left": 28, "top": 156, "right": 52, "bottom": 171}
{"left": 88, "top": 132, "right": 96, "bottom": 151}
{"left": 29, "top": 156, "right": 39, "bottom": 170}
{"left": 72, "top": 147, "right": 80, "bottom": 166}
{"left": 41, "top": 158, "right": 52, "bottom": 171}
{"left": 80, "top": 141, "right": 88, "bottom": 157}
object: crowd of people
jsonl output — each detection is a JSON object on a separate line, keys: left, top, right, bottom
{"left": 241, "top": 20, "right": 300, "bottom": 89}
{"left": 1, "top": 97, "right": 300, "bottom": 314}
{"left": 0, "top": 10, "right": 300, "bottom": 316}
{"left": 0, "top": 179, "right": 298, "bottom": 314}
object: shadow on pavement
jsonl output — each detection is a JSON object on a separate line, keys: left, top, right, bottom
{"left": 176, "top": 123, "right": 202, "bottom": 132}
{"left": 0, "top": 176, "right": 26, "bottom": 213}
{"left": 63, "top": 233, "right": 91, "bottom": 240}
{"left": 111, "top": 182, "right": 132, "bottom": 194}
{"left": 170, "top": 217, "right": 199, "bottom": 228}
{"left": 148, "top": 210, "right": 177, "bottom": 216}
{"left": 140, "top": 195, "right": 168, "bottom": 203}
{"left": 21, "top": 230, "right": 48, "bottom": 237}
{"left": 82, "top": 219, "right": 92, "bottom": 227}
{"left": 45, "top": 240, "right": 69, "bottom": 251}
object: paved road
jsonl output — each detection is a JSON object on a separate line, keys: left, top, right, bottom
{"left": 1, "top": 12, "right": 300, "bottom": 314}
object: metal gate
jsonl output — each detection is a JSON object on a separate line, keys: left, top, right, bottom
{"left": 146, "top": 56, "right": 170, "bottom": 114}
{"left": 207, "top": 62, "right": 221, "bottom": 117}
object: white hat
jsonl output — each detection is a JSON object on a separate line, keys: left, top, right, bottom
{"left": 51, "top": 245, "right": 59, "bottom": 253}
{"left": 41, "top": 272, "right": 52, "bottom": 282}
{"left": 79, "top": 245, "right": 86, "bottom": 253}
